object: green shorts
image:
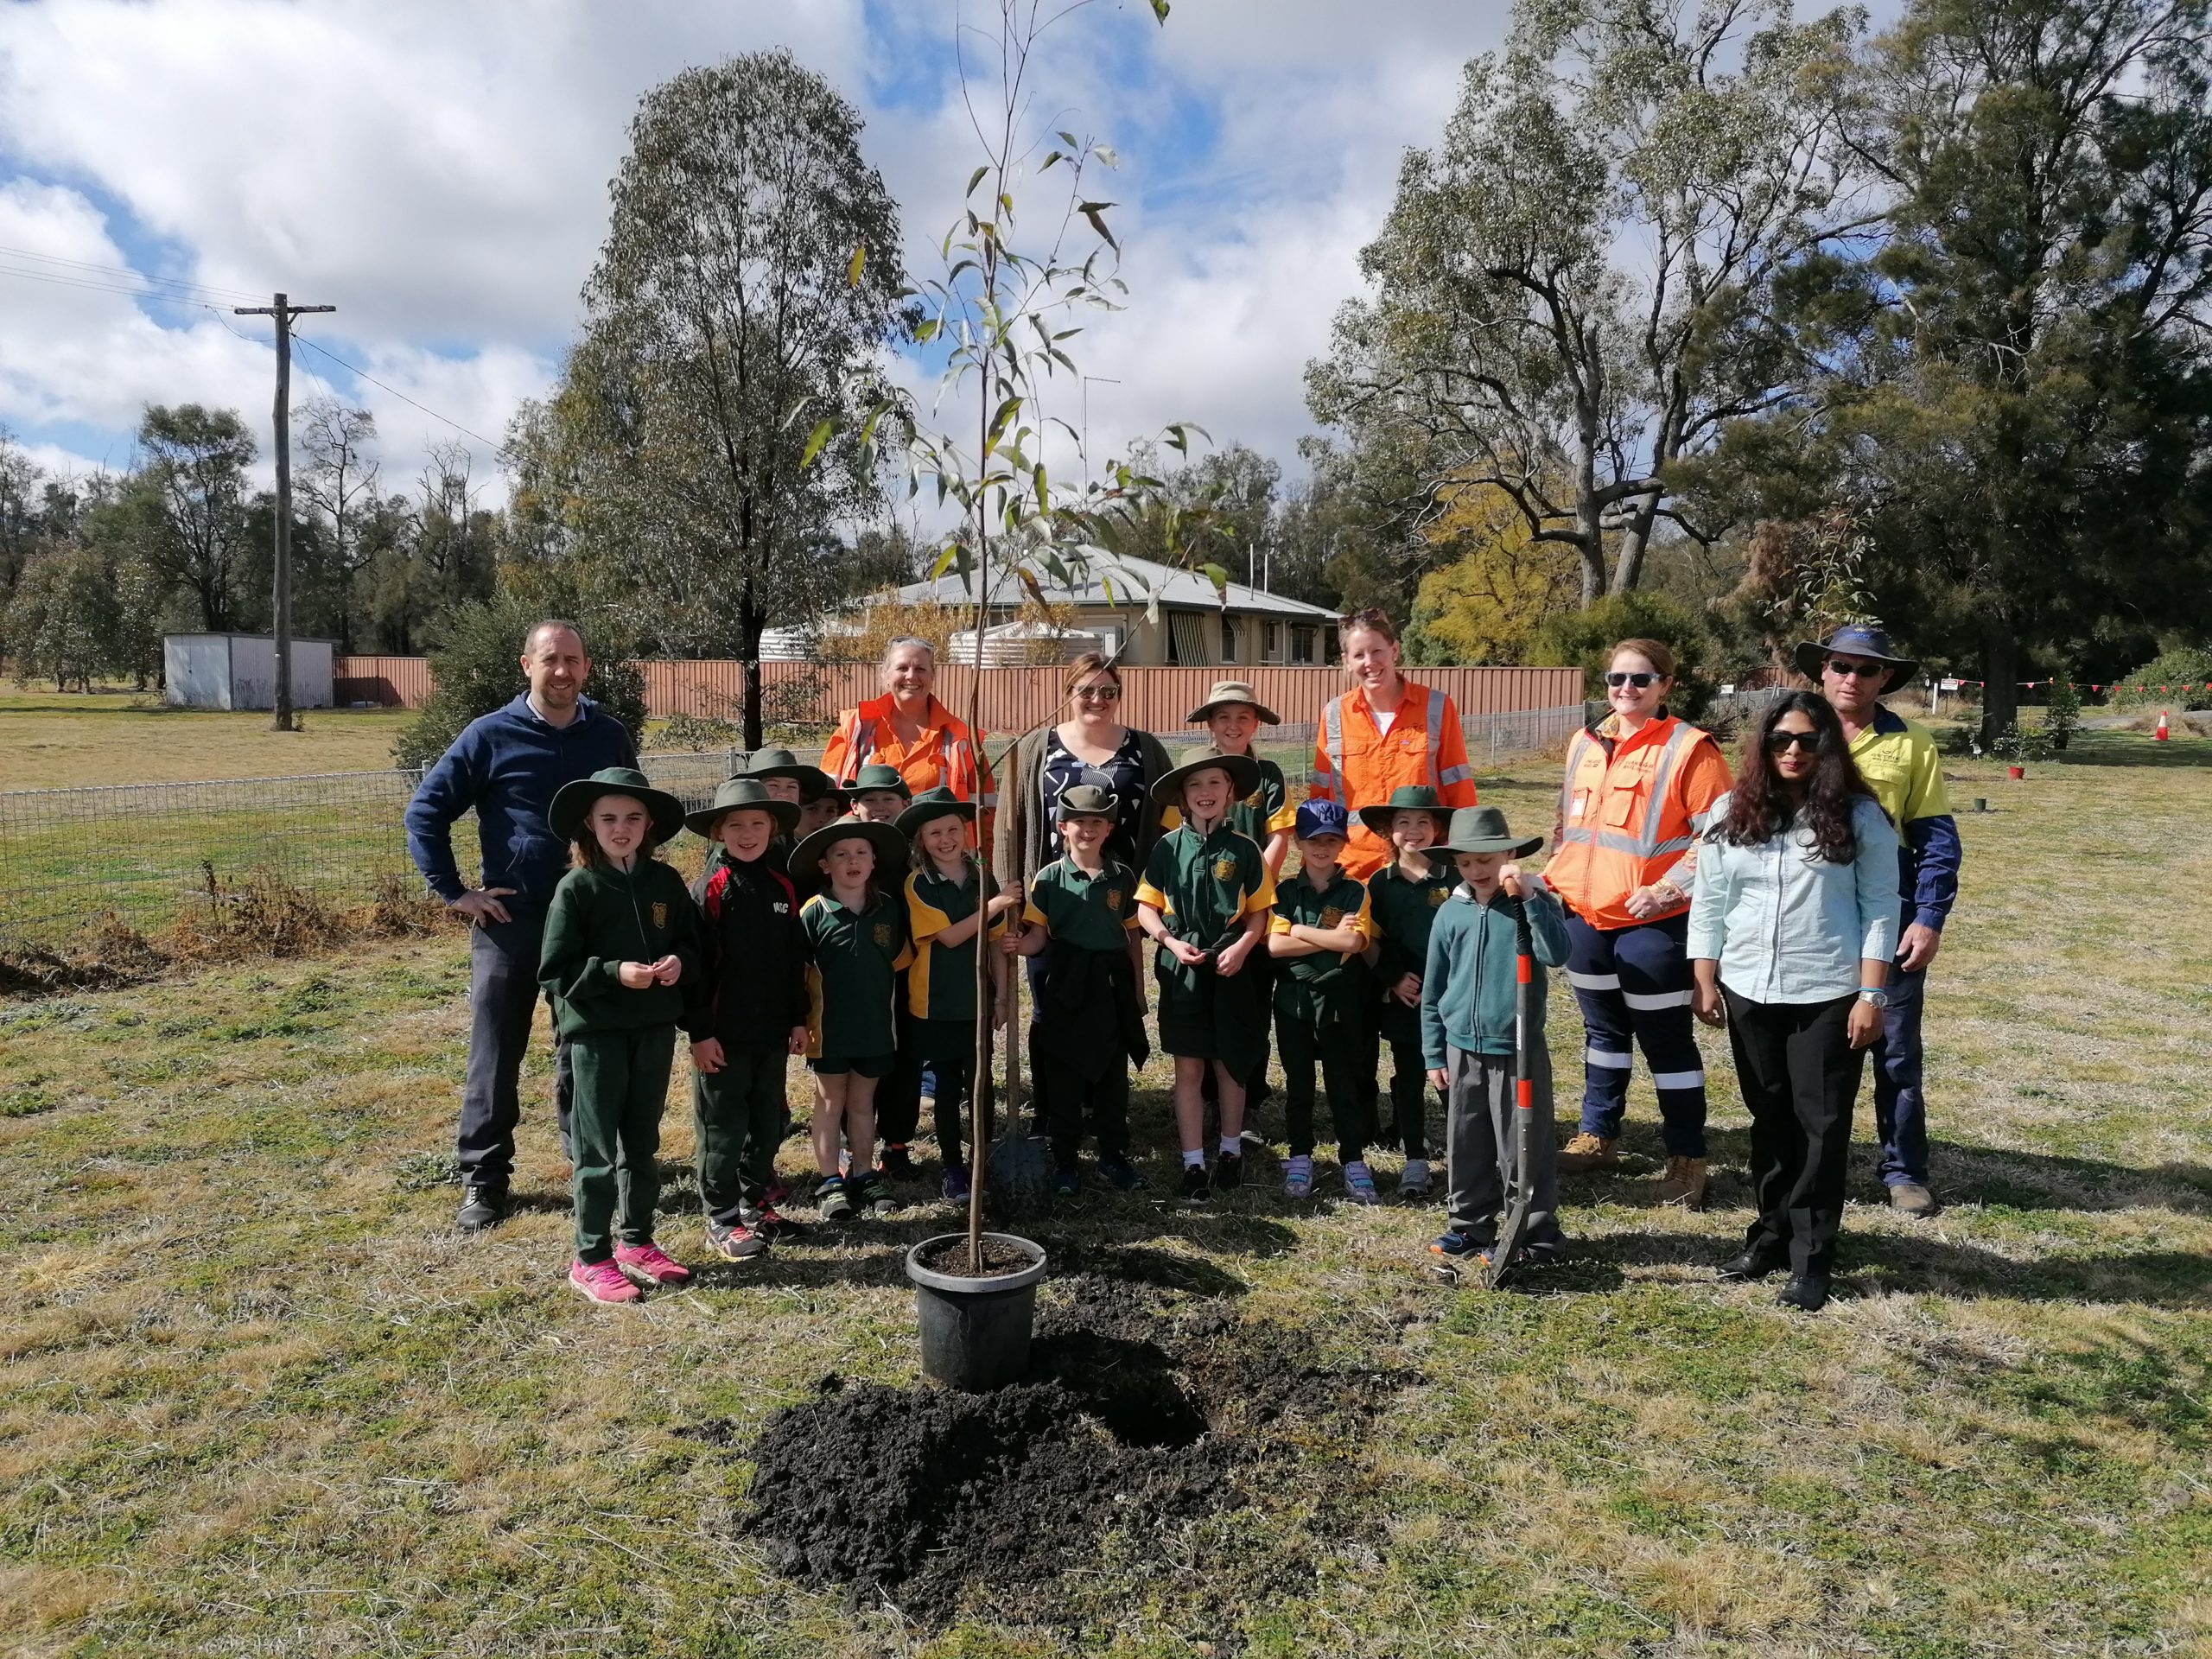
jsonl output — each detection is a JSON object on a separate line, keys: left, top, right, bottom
{"left": 808, "top": 1052, "right": 894, "bottom": 1078}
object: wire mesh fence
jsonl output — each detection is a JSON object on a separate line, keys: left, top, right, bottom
{"left": 0, "top": 704, "right": 1584, "bottom": 950}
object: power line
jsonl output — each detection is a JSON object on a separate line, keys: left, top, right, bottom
{"left": 0, "top": 244, "right": 264, "bottom": 302}
{"left": 288, "top": 330, "right": 515, "bottom": 459}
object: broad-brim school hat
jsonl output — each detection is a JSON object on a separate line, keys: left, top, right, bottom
{"left": 1185, "top": 679, "right": 1281, "bottom": 726}
{"left": 744, "top": 747, "right": 836, "bottom": 803}
{"left": 684, "top": 776, "right": 800, "bottom": 840}
{"left": 787, "top": 816, "right": 909, "bottom": 881}
{"left": 1147, "top": 744, "right": 1262, "bottom": 810}
{"left": 1056, "top": 783, "right": 1120, "bottom": 823}
{"left": 1356, "top": 784, "right": 1452, "bottom": 840}
{"left": 845, "top": 762, "right": 912, "bottom": 801}
{"left": 896, "top": 785, "right": 975, "bottom": 837}
{"left": 550, "top": 766, "right": 688, "bottom": 846}
{"left": 1429, "top": 804, "right": 1543, "bottom": 861}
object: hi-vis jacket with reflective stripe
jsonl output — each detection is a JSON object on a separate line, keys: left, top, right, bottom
{"left": 820, "top": 693, "right": 997, "bottom": 847}
{"left": 1309, "top": 682, "right": 1477, "bottom": 880}
{"left": 1544, "top": 714, "right": 1732, "bottom": 932}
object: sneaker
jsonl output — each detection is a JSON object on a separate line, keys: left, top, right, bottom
{"left": 1343, "top": 1161, "right": 1382, "bottom": 1205}
{"left": 1557, "top": 1133, "right": 1620, "bottom": 1173}
{"left": 941, "top": 1164, "right": 972, "bottom": 1202}
{"left": 1052, "top": 1165, "right": 1082, "bottom": 1198}
{"left": 1098, "top": 1155, "right": 1146, "bottom": 1192}
{"left": 815, "top": 1175, "right": 853, "bottom": 1220}
{"left": 1282, "top": 1154, "right": 1315, "bottom": 1199}
{"left": 749, "top": 1205, "right": 806, "bottom": 1241}
{"left": 569, "top": 1258, "right": 641, "bottom": 1304}
{"left": 849, "top": 1172, "right": 896, "bottom": 1217}
{"left": 1214, "top": 1152, "right": 1243, "bottom": 1192}
{"left": 1658, "top": 1155, "right": 1710, "bottom": 1210}
{"left": 1430, "top": 1228, "right": 1485, "bottom": 1259}
{"left": 614, "top": 1242, "right": 692, "bottom": 1287}
{"left": 1887, "top": 1181, "right": 1940, "bottom": 1217}
{"left": 704, "top": 1219, "right": 766, "bottom": 1261}
{"left": 1398, "top": 1158, "right": 1432, "bottom": 1199}
{"left": 1180, "top": 1163, "right": 1211, "bottom": 1203}
{"left": 880, "top": 1144, "right": 918, "bottom": 1181}
{"left": 763, "top": 1181, "right": 791, "bottom": 1208}
{"left": 456, "top": 1184, "right": 507, "bottom": 1232}
{"left": 1239, "top": 1127, "right": 1269, "bottom": 1150}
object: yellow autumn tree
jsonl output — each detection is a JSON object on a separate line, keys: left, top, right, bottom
{"left": 1407, "top": 475, "right": 1580, "bottom": 664}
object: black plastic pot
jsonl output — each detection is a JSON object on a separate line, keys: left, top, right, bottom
{"left": 904, "top": 1232, "right": 1048, "bottom": 1391}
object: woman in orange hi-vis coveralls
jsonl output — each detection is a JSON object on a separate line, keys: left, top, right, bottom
{"left": 1308, "top": 610, "right": 1477, "bottom": 880}
{"left": 1542, "top": 637, "right": 1732, "bottom": 1210}
{"left": 820, "top": 637, "right": 996, "bottom": 845}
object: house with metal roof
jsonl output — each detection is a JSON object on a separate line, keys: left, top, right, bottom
{"left": 887, "top": 551, "right": 1340, "bottom": 667}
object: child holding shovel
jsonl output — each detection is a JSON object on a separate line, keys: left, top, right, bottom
{"left": 1266, "top": 799, "right": 1377, "bottom": 1201}
{"left": 1420, "top": 806, "right": 1571, "bottom": 1268}
{"left": 1136, "top": 746, "right": 1277, "bottom": 1202}
{"left": 1358, "top": 785, "right": 1458, "bottom": 1198}
{"left": 539, "top": 766, "right": 702, "bottom": 1304}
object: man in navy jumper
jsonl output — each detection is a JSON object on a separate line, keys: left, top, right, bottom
{"left": 405, "top": 620, "right": 639, "bottom": 1230}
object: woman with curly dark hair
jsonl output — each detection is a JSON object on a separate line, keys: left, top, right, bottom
{"left": 1688, "top": 691, "right": 1901, "bottom": 1312}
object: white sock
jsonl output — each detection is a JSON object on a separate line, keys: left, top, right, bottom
{"left": 1182, "top": 1149, "right": 1205, "bottom": 1168}
{"left": 1218, "top": 1135, "right": 1241, "bottom": 1157}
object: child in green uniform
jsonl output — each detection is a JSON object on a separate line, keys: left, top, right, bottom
{"left": 1006, "top": 784, "right": 1151, "bottom": 1195}
{"left": 538, "top": 767, "right": 702, "bottom": 1305}
{"left": 845, "top": 762, "right": 911, "bottom": 825}
{"left": 1136, "top": 746, "right": 1277, "bottom": 1202}
{"left": 895, "top": 787, "right": 1020, "bottom": 1201}
{"left": 1421, "top": 806, "right": 1572, "bottom": 1268}
{"left": 1268, "top": 799, "right": 1378, "bottom": 1201}
{"left": 1358, "top": 785, "right": 1457, "bottom": 1199}
{"left": 742, "top": 747, "right": 839, "bottom": 898}
{"left": 682, "top": 778, "right": 809, "bottom": 1262}
{"left": 791, "top": 817, "right": 912, "bottom": 1220}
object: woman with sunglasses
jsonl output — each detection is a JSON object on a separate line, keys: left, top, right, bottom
{"left": 1688, "top": 693, "right": 1900, "bottom": 1312}
{"left": 1544, "top": 639, "right": 1734, "bottom": 1208}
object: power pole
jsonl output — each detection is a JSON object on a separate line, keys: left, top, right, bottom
{"left": 236, "top": 292, "right": 335, "bottom": 731}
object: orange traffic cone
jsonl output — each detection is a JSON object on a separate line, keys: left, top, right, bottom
{"left": 2155, "top": 710, "right": 2171, "bottom": 741}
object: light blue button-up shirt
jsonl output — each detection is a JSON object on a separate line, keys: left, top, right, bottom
{"left": 1687, "top": 794, "right": 1901, "bottom": 1004}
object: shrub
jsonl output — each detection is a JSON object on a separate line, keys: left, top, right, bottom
{"left": 2110, "top": 646, "right": 2212, "bottom": 711}
{"left": 393, "top": 596, "right": 647, "bottom": 772}
{"left": 1989, "top": 722, "right": 2056, "bottom": 765}
{"left": 2043, "top": 675, "right": 2082, "bottom": 751}
{"left": 1527, "top": 591, "right": 1716, "bottom": 721}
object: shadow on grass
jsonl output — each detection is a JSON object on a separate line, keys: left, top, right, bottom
{"left": 2041, "top": 735, "right": 2212, "bottom": 768}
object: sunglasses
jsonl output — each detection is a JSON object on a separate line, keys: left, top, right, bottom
{"left": 1605, "top": 671, "right": 1658, "bottom": 689}
{"left": 1074, "top": 685, "right": 1122, "bottom": 702}
{"left": 1764, "top": 729, "right": 1821, "bottom": 753}
{"left": 1825, "top": 659, "right": 1886, "bottom": 680}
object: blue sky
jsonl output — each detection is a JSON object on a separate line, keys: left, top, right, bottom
{"left": 0, "top": 0, "right": 1888, "bottom": 511}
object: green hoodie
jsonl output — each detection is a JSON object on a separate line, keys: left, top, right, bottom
{"left": 1419, "top": 882, "right": 1569, "bottom": 1066}
{"left": 538, "top": 857, "right": 702, "bottom": 1039}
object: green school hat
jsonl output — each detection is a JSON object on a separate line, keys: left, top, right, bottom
{"left": 1056, "top": 782, "right": 1119, "bottom": 823}
{"left": 896, "top": 785, "right": 975, "bottom": 837}
{"left": 846, "top": 762, "right": 912, "bottom": 802}
{"left": 786, "top": 815, "right": 909, "bottom": 882}
{"left": 744, "top": 747, "right": 836, "bottom": 802}
{"left": 1356, "top": 784, "right": 1453, "bottom": 839}
{"left": 1148, "top": 744, "right": 1262, "bottom": 810}
{"left": 549, "top": 766, "right": 688, "bottom": 847}
{"left": 684, "top": 776, "right": 800, "bottom": 840}
{"left": 1429, "top": 804, "right": 1543, "bottom": 861}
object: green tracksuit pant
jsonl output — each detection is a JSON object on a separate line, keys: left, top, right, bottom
{"left": 691, "top": 1046, "right": 788, "bottom": 1226}
{"left": 569, "top": 1025, "right": 676, "bottom": 1262}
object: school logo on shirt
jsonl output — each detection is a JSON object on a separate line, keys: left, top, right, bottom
{"left": 1241, "top": 788, "right": 1262, "bottom": 810}
{"left": 1320, "top": 906, "right": 1344, "bottom": 930}
{"left": 1427, "top": 886, "right": 1449, "bottom": 907}
{"left": 1104, "top": 887, "right": 1123, "bottom": 912}
{"left": 651, "top": 902, "right": 668, "bottom": 929}
{"left": 873, "top": 923, "right": 893, "bottom": 948}
{"left": 1211, "top": 856, "right": 1239, "bottom": 881}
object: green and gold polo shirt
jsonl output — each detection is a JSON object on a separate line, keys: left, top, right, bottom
{"left": 801, "top": 887, "right": 912, "bottom": 1059}
{"left": 1022, "top": 855, "right": 1142, "bottom": 953}
{"left": 1161, "top": 754, "right": 1294, "bottom": 849}
{"left": 905, "top": 858, "right": 1006, "bottom": 1021}
{"left": 1268, "top": 868, "right": 1374, "bottom": 981}
{"left": 1365, "top": 857, "right": 1459, "bottom": 983}
{"left": 1135, "top": 821, "right": 1276, "bottom": 953}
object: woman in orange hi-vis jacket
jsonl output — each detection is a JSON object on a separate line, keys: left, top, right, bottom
{"left": 1542, "top": 637, "right": 1732, "bottom": 1211}
{"left": 820, "top": 637, "right": 996, "bottom": 847}
{"left": 1308, "top": 610, "right": 1477, "bottom": 881}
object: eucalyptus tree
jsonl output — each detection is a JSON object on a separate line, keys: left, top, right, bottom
{"left": 130, "top": 403, "right": 259, "bottom": 631}
{"left": 565, "top": 49, "right": 910, "bottom": 746}
{"left": 1307, "top": 0, "right": 1872, "bottom": 605}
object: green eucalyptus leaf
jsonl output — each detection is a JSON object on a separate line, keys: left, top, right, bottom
{"left": 966, "top": 165, "right": 989, "bottom": 198}
{"left": 800, "top": 417, "right": 835, "bottom": 468}
{"left": 847, "top": 244, "right": 866, "bottom": 286}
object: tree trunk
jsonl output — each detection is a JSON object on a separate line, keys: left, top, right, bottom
{"left": 738, "top": 595, "right": 765, "bottom": 751}
{"left": 1980, "top": 612, "right": 2018, "bottom": 747}
{"left": 1609, "top": 495, "right": 1660, "bottom": 595}
{"left": 1573, "top": 442, "right": 1605, "bottom": 607}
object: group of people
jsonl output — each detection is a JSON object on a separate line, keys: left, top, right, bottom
{"left": 404, "top": 611, "right": 1959, "bottom": 1314}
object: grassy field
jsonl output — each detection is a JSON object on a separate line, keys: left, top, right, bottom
{"left": 2, "top": 734, "right": 2209, "bottom": 1656}
{"left": 0, "top": 691, "right": 417, "bottom": 788}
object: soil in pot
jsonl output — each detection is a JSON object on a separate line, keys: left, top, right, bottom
{"left": 912, "top": 1234, "right": 1036, "bottom": 1278}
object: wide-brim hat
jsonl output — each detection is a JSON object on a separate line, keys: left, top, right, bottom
{"left": 1056, "top": 782, "right": 1120, "bottom": 823}
{"left": 787, "top": 816, "right": 909, "bottom": 881}
{"left": 845, "top": 762, "right": 912, "bottom": 801}
{"left": 1429, "top": 805, "right": 1543, "bottom": 861}
{"left": 1357, "top": 784, "right": 1453, "bottom": 839}
{"left": 1185, "top": 678, "right": 1281, "bottom": 726}
{"left": 550, "top": 767, "right": 688, "bottom": 846}
{"left": 684, "top": 776, "right": 801, "bottom": 839}
{"left": 1793, "top": 625, "right": 1918, "bottom": 693}
{"left": 744, "top": 747, "right": 836, "bottom": 802}
{"left": 897, "top": 785, "right": 976, "bottom": 837}
{"left": 1149, "top": 745, "right": 1262, "bottom": 809}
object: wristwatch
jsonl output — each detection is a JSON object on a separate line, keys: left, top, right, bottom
{"left": 1857, "top": 988, "right": 1891, "bottom": 1008}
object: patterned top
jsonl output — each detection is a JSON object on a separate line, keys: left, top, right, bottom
{"left": 1041, "top": 727, "right": 1150, "bottom": 867}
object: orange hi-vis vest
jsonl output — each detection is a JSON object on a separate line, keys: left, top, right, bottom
{"left": 1310, "top": 682, "right": 1476, "bottom": 879}
{"left": 1544, "top": 714, "right": 1732, "bottom": 931}
{"left": 820, "top": 693, "right": 997, "bottom": 846}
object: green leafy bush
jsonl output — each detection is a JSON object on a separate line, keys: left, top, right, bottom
{"left": 1527, "top": 591, "right": 1716, "bottom": 721}
{"left": 1989, "top": 722, "right": 2056, "bottom": 765}
{"left": 393, "top": 596, "right": 647, "bottom": 773}
{"left": 2110, "top": 647, "right": 2212, "bottom": 711}
{"left": 2043, "top": 675, "right": 2081, "bottom": 751}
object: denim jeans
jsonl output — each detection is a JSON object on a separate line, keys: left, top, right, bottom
{"left": 1870, "top": 961, "right": 1930, "bottom": 1186}
{"left": 457, "top": 911, "right": 573, "bottom": 1187}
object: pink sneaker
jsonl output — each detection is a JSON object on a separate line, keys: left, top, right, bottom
{"left": 569, "top": 1258, "right": 641, "bottom": 1304}
{"left": 613, "top": 1242, "right": 692, "bottom": 1287}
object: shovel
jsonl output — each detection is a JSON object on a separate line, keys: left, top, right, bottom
{"left": 1483, "top": 893, "right": 1537, "bottom": 1290}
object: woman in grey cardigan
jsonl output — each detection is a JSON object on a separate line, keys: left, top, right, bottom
{"left": 994, "top": 654, "right": 1174, "bottom": 1117}
{"left": 1689, "top": 691, "right": 1899, "bottom": 1314}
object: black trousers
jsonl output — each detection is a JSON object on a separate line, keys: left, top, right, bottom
{"left": 458, "top": 911, "right": 573, "bottom": 1187}
{"left": 1039, "top": 1058, "right": 1128, "bottom": 1167}
{"left": 1722, "top": 987, "right": 1866, "bottom": 1277}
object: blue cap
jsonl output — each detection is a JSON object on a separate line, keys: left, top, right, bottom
{"left": 1294, "top": 799, "right": 1351, "bottom": 841}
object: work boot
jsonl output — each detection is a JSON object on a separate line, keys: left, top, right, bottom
{"left": 1556, "top": 1133, "right": 1619, "bottom": 1173}
{"left": 456, "top": 1184, "right": 507, "bottom": 1232}
{"left": 1887, "top": 1182, "right": 1940, "bottom": 1218}
{"left": 1657, "top": 1155, "right": 1709, "bottom": 1210}
{"left": 1777, "top": 1273, "right": 1832, "bottom": 1313}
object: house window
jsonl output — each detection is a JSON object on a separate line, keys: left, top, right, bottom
{"left": 1290, "top": 625, "right": 1317, "bottom": 664}
{"left": 1219, "top": 613, "right": 1238, "bottom": 663}
{"left": 1264, "top": 622, "right": 1282, "bottom": 663}
{"left": 1168, "top": 612, "right": 1210, "bottom": 666}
